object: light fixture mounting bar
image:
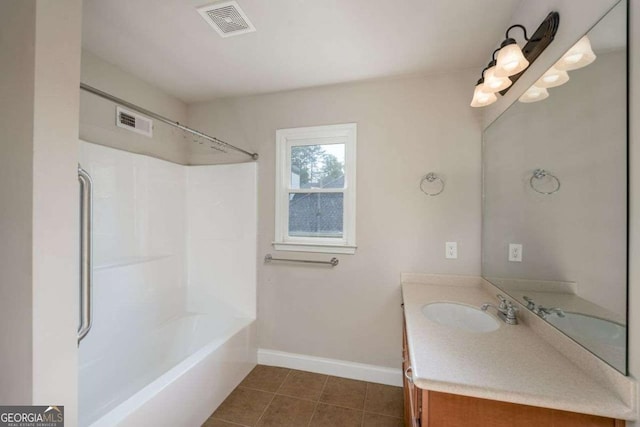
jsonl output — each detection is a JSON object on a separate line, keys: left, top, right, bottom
{"left": 499, "top": 12, "right": 560, "bottom": 95}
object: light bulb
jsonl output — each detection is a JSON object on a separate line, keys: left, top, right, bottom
{"left": 470, "top": 81, "right": 497, "bottom": 108}
{"left": 483, "top": 65, "right": 513, "bottom": 92}
{"left": 563, "top": 53, "right": 584, "bottom": 64}
{"left": 555, "top": 36, "right": 596, "bottom": 71}
{"left": 535, "top": 66, "right": 569, "bottom": 88}
{"left": 495, "top": 42, "right": 530, "bottom": 77}
{"left": 519, "top": 85, "right": 549, "bottom": 103}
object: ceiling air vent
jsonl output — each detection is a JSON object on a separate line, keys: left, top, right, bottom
{"left": 197, "top": 1, "right": 256, "bottom": 38}
{"left": 116, "top": 106, "right": 153, "bottom": 138}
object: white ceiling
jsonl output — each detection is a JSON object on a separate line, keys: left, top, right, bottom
{"left": 82, "top": 0, "right": 521, "bottom": 103}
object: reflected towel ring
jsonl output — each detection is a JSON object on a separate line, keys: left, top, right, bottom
{"left": 530, "top": 169, "right": 560, "bottom": 195}
{"left": 420, "top": 173, "right": 445, "bottom": 196}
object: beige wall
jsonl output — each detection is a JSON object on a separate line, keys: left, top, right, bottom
{"left": 0, "top": 0, "right": 82, "bottom": 423}
{"left": 188, "top": 71, "right": 482, "bottom": 368}
{"left": 80, "top": 50, "right": 189, "bottom": 164}
{"left": 0, "top": 0, "right": 36, "bottom": 405}
{"left": 32, "top": 1, "right": 82, "bottom": 423}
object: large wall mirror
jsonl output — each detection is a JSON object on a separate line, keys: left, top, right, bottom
{"left": 482, "top": 1, "right": 628, "bottom": 373}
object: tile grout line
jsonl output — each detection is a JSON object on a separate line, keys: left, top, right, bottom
{"left": 210, "top": 367, "right": 402, "bottom": 427}
{"left": 271, "top": 369, "right": 327, "bottom": 403}
{"left": 361, "top": 383, "right": 369, "bottom": 427}
{"left": 363, "top": 381, "right": 405, "bottom": 421}
{"left": 253, "top": 369, "right": 292, "bottom": 426}
{"left": 253, "top": 392, "right": 276, "bottom": 427}
{"left": 363, "top": 409, "right": 404, "bottom": 418}
{"left": 273, "top": 368, "right": 292, "bottom": 395}
{"left": 208, "top": 418, "right": 250, "bottom": 427}
{"left": 307, "top": 374, "right": 330, "bottom": 427}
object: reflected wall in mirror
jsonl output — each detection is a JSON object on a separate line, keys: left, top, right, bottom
{"left": 482, "top": 0, "right": 628, "bottom": 373}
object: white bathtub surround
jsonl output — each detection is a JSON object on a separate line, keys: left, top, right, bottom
{"left": 86, "top": 317, "right": 256, "bottom": 427}
{"left": 78, "top": 142, "right": 257, "bottom": 427}
{"left": 401, "top": 273, "right": 637, "bottom": 421}
{"left": 187, "top": 164, "right": 257, "bottom": 318}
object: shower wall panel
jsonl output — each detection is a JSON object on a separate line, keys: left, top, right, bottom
{"left": 78, "top": 142, "right": 187, "bottom": 361}
{"left": 186, "top": 163, "right": 257, "bottom": 319}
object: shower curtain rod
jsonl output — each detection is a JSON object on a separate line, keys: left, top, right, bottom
{"left": 80, "top": 83, "right": 259, "bottom": 160}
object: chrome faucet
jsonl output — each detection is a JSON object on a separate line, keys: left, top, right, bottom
{"left": 523, "top": 296, "right": 565, "bottom": 319}
{"left": 540, "top": 307, "right": 566, "bottom": 318}
{"left": 481, "top": 294, "right": 518, "bottom": 325}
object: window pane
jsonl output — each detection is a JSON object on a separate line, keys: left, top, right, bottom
{"left": 288, "top": 192, "right": 343, "bottom": 238}
{"left": 290, "top": 144, "right": 345, "bottom": 189}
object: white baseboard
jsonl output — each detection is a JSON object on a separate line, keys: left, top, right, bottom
{"left": 257, "top": 348, "right": 403, "bottom": 387}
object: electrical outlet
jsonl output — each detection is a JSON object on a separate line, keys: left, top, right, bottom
{"left": 445, "top": 242, "right": 458, "bottom": 259}
{"left": 509, "top": 244, "right": 523, "bottom": 262}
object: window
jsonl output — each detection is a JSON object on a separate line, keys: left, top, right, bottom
{"left": 274, "top": 123, "right": 356, "bottom": 254}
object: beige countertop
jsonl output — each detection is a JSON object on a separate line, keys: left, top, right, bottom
{"left": 402, "top": 276, "right": 636, "bottom": 420}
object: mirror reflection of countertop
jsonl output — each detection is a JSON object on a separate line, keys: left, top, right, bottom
{"left": 401, "top": 274, "right": 637, "bottom": 421}
{"left": 486, "top": 277, "right": 625, "bottom": 324}
{"left": 485, "top": 279, "right": 627, "bottom": 372}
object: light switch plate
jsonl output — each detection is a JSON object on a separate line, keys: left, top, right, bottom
{"left": 446, "top": 242, "right": 458, "bottom": 259}
{"left": 509, "top": 244, "right": 523, "bottom": 262}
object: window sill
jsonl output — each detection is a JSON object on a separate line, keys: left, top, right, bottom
{"left": 272, "top": 242, "right": 357, "bottom": 254}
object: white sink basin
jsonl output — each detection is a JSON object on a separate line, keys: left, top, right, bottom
{"left": 545, "top": 312, "right": 625, "bottom": 348}
{"left": 421, "top": 302, "right": 500, "bottom": 333}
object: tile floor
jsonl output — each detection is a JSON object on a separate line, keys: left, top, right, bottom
{"left": 202, "top": 365, "right": 404, "bottom": 427}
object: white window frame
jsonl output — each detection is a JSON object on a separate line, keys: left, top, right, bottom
{"left": 273, "top": 123, "right": 357, "bottom": 254}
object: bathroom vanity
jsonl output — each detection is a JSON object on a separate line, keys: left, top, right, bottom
{"left": 401, "top": 275, "right": 635, "bottom": 427}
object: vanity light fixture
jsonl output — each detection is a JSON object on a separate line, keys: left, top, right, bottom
{"left": 495, "top": 25, "right": 530, "bottom": 78}
{"left": 521, "top": 34, "right": 597, "bottom": 105}
{"left": 535, "top": 66, "right": 570, "bottom": 88}
{"left": 470, "top": 69, "right": 498, "bottom": 107}
{"left": 554, "top": 36, "right": 597, "bottom": 71}
{"left": 470, "top": 12, "right": 559, "bottom": 108}
{"left": 483, "top": 49, "right": 513, "bottom": 92}
{"left": 518, "top": 85, "right": 549, "bottom": 103}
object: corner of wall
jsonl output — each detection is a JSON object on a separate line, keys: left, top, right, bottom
{"left": 79, "top": 49, "right": 191, "bottom": 164}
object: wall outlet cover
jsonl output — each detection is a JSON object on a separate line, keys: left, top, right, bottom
{"left": 445, "top": 242, "right": 458, "bottom": 259}
{"left": 509, "top": 243, "right": 523, "bottom": 262}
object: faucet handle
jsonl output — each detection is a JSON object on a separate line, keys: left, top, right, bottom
{"left": 504, "top": 302, "right": 519, "bottom": 325}
{"left": 523, "top": 296, "right": 536, "bottom": 310}
{"left": 497, "top": 294, "right": 508, "bottom": 309}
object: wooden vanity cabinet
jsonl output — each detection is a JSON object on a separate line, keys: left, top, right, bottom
{"left": 402, "top": 319, "right": 625, "bottom": 427}
{"left": 402, "top": 319, "right": 421, "bottom": 427}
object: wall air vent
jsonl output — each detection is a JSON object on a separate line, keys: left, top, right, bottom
{"left": 197, "top": 1, "right": 256, "bottom": 38}
{"left": 116, "top": 106, "right": 153, "bottom": 138}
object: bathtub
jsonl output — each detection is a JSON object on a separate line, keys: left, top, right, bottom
{"left": 79, "top": 313, "right": 257, "bottom": 427}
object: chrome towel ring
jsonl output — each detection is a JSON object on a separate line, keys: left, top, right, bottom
{"left": 530, "top": 169, "right": 560, "bottom": 195}
{"left": 420, "top": 172, "right": 445, "bottom": 196}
